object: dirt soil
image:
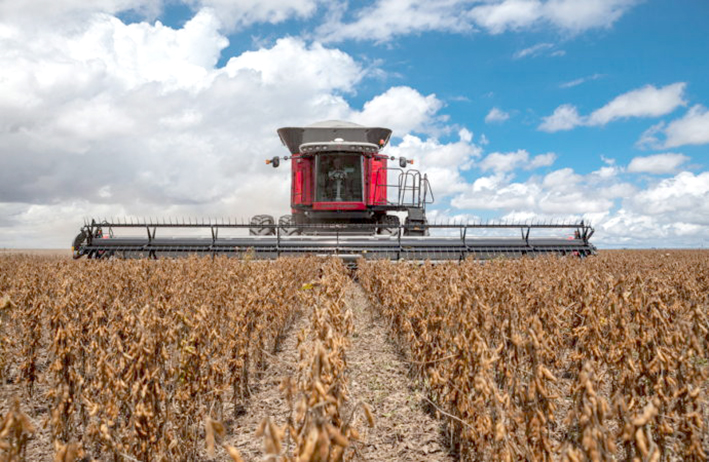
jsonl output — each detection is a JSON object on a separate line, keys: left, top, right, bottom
{"left": 223, "top": 282, "right": 452, "bottom": 461}
{"left": 342, "top": 284, "right": 451, "bottom": 461}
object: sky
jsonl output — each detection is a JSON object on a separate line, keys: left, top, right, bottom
{"left": 0, "top": 0, "right": 708, "bottom": 249}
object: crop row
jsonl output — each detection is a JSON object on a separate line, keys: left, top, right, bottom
{"left": 358, "top": 251, "right": 709, "bottom": 461}
{"left": 262, "top": 258, "right": 373, "bottom": 461}
{"left": 0, "top": 255, "right": 320, "bottom": 460}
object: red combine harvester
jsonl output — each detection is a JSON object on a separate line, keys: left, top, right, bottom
{"left": 255, "top": 120, "right": 430, "bottom": 236}
{"left": 72, "top": 120, "right": 596, "bottom": 262}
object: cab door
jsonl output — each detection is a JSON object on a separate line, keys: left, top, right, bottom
{"left": 369, "top": 155, "right": 388, "bottom": 206}
{"left": 291, "top": 155, "right": 312, "bottom": 208}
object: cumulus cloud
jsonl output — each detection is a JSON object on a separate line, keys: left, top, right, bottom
{"left": 637, "top": 105, "right": 709, "bottom": 149}
{"left": 485, "top": 107, "right": 510, "bottom": 123}
{"left": 447, "top": 157, "right": 709, "bottom": 247}
{"left": 316, "top": 0, "right": 473, "bottom": 43}
{"left": 223, "top": 37, "right": 361, "bottom": 91}
{"left": 187, "top": 0, "right": 322, "bottom": 30}
{"left": 468, "top": 0, "right": 543, "bottom": 34}
{"left": 538, "top": 104, "right": 583, "bottom": 132}
{"left": 0, "top": 0, "right": 162, "bottom": 25}
{"left": 478, "top": 150, "right": 556, "bottom": 172}
{"left": 627, "top": 153, "right": 690, "bottom": 174}
{"left": 455, "top": 166, "right": 595, "bottom": 214}
{"left": 353, "top": 86, "right": 444, "bottom": 135}
{"left": 663, "top": 105, "right": 709, "bottom": 147}
{"left": 451, "top": 165, "right": 627, "bottom": 217}
{"left": 0, "top": 0, "right": 324, "bottom": 32}
{"left": 386, "top": 129, "right": 483, "bottom": 197}
{"left": 542, "top": 0, "right": 638, "bottom": 32}
{"left": 587, "top": 83, "right": 687, "bottom": 125}
{"left": 316, "top": 0, "right": 638, "bottom": 42}
{"left": 0, "top": 9, "right": 446, "bottom": 247}
{"left": 539, "top": 83, "right": 687, "bottom": 132}
{"left": 1, "top": 6, "right": 487, "bottom": 248}
{"left": 628, "top": 172, "right": 709, "bottom": 222}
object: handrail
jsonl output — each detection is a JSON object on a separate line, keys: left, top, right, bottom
{"left": 372, "top": 167, "right": 429, "bottom": 208}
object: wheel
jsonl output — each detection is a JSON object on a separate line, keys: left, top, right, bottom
{"left": 72, "top": 230, "right": 88, "bottom": 259}
{"left": 249, "top": 215, "right": 276, "bottom": 235}
{"left": 278, "top": 215, "right": 300, "bottom": 235}
{"left": 377, "top": 215, "right": 400, "bottom": 236}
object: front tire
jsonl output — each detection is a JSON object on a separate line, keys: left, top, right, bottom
{"left": 249, "top": 215, "right": 276, "bottom": 235}
{"left": 278, "top": 215, "right": 300, "bottom": 235}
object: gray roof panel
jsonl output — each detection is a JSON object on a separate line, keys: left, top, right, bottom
{"left": 277, "top": 120, "right": 392, "bottom": 154}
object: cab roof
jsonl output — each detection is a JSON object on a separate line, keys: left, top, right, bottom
{"left": 277, "top": 120, "right": 392, "bottom": 155}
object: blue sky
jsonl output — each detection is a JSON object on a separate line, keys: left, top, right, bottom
{"left": 1, "top": 0, "right": 708, "bottom": 248}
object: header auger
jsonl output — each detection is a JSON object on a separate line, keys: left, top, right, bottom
{"left": 72, "top": 120, "right": 596, "bottom": 262}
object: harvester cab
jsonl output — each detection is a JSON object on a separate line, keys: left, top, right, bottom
{"left": 258, "top": 120, "right": 431, "bottom": 237}
{"left": 71, "top": 120, "right": 597, "bottom": 261}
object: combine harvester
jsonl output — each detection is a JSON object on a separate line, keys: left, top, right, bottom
{"left": 72, "top": 121, "right": 596, "bottom": 262}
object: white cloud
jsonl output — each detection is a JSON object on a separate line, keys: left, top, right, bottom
{"left": 0, "top": 7, "right": 473, "bottom": 248}
{"left": 386, "top": 130, "right": 483, "bottom": 197}
{"left": 539, "top": 83, "right": 687, "bottom": 132}
{"left": 559, "top": 73, "right": 603, "bottom": 88}
{"left": 480, "top": 151, "right": 528, "bottom": 172}
{"left": 188, "top": 0, "right": 322, "bottom": 30}
{"left": 485, "top": 107, "right": 510, "bottom": 123}
{"left": 627, "top": 153, "right": 690, "bottom": 174}
{"left": 353, "top": 86, "right": 444, "bottom": 135}
{"left": 316, "top": 0, "right": 638, "bottom": 42}
{"left": 587, "top": 83, "right": 687, "bottom": 126}
{"left": 316, "top": 0, "right": 473, "bottom": 43}
{"left": 542, "top": 0, "right": 637, "bottom": 32}
{"left": 0, "top": 10, "right": 406, "bottom": 247}
{"left": 0, "top": 0, "right": 162, "bottom": 25}
{"left": 529, "top": 152, "right": 557, "bottom": 169}
{"left": 449, "top": 157, "right": 709, "bottom": 247}
{"left": 637, "top": 105, "right": 709, "bottom": 149}
{"left": 627, "top": 171, "right": 709, "bottom": 225}
{"left": 468, "top": 0, "right": 543, "bottom": 34}
{"left": 478, "top": 150, "right": 556, "bottom": 172}
{"left": 663, "top": 105, "right": 709, "bottom": 147}
{"left": 452, "top": 174, "right": 539, "bottom": 211}
{"left": 0, "top": 0, "right": 323, "bottom": 32}
{"left": 514, "top": 42, "right": 554, "bottom": 59}
{"left": 223, "top": 37, "right": 362, "bottom": 91}
{"left": 538, "top": 104, "right": 583, "bottom": 132}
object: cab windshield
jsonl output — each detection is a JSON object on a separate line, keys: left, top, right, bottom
{"left": 315, "top": 153, "right": 363, "bottom": 202}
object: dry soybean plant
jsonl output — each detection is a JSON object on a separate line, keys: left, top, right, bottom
{"left": 0, "top": 255, "right": 320, "bottom": 461}
{"left": 358, "top": 251, "right": 709, "bottom": 461}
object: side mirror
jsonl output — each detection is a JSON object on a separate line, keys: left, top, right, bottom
{"left": 266, "top": 156, "right": 280, "bottom": 168}
{"left": 398, "top": 157, "right": 413, "bottom": 168}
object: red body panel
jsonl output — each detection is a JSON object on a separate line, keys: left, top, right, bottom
{"left": 291, "top": 155, "right": 312, "bottom": 211}
{"left": 370, "top": 155, "right": 388, "bottom": 206}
